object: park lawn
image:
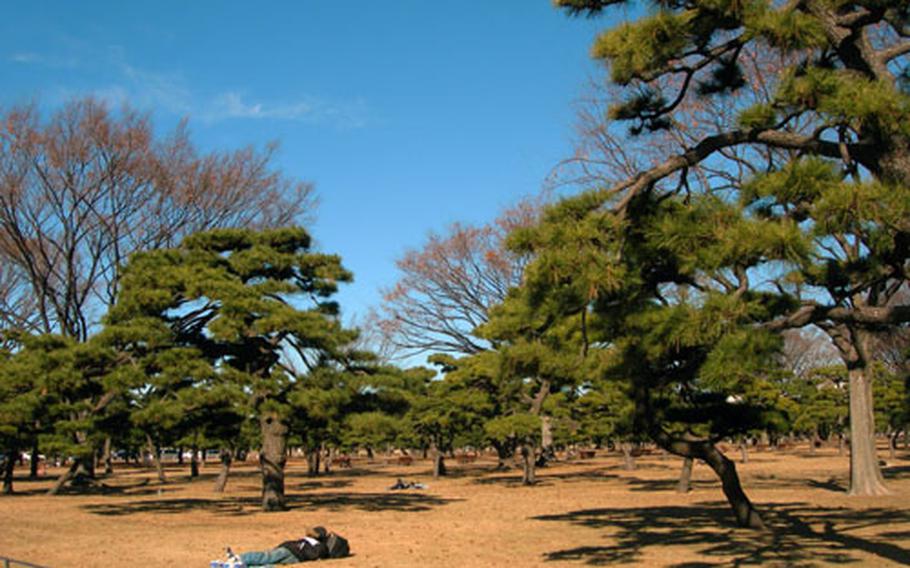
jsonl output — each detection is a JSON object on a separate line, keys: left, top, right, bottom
{"left": 1, "top": 445, "right": 909, "bottom": 567}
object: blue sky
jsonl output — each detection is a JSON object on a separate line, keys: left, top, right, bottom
{"left": 1, "top": 1, "right": 605, "bottom": 323}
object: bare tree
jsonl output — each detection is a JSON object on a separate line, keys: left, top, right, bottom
{"left": 549, "top": 44, "right": 809, "bottom": 198}
{"left": 0, "top": 97, "right": 315, "bottom": 339}
{"left": 781, "top": 328, "right": 841, "bottom": 380}
{"left": 373, "top": 195, "right": 544, "bottom": 358}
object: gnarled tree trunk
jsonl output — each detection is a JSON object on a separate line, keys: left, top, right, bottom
{"left": 538, "top": 416, "right": 555, "bottom": 467}
{"left": 825, "top": 325, "right": 891, "bottom": 496}
{"left": 847, "top": 366, "right": 890, "bottom": 495}
{"left": 2, "top": 448, "right": 16, "bottom": 494}
{"left": 676, "top": 457, "right": 694, "bottom": 493}
{"left": 146, "top": 433, "right": 166, "bottom": 483}
{"left": 48, "top": 461, "right": 77, "bottom": 495}
{"left": 520, "top": 444, "right": 536, "bottom": 485}
{"left": 47, "top": 455, "right": 94, "bottom": 495}
{"left": 259, "top": 412, "right": 289, "bottom": 511}
{"left": 213, "top": 449, "right": 232, "bottom": 493}
{"left": 652, "top": 429, "right": 765, "bottom": 530}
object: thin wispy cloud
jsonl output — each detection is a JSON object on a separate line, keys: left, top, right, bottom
{"left": 9, "top": 43, "right": 370, "bottom": 130}
{"left": 107, "top": 46, "right": 193, "bottom": 115}
{"left": 206, "top": 91, "right": 369, "bottom": 129}
{"left": 60, "top": 85, "right": 131, "bottom": 108}
{"left": 9, "top": 52, "right": 41, "bottom": 63}
{"left": 8, "top": 51, "right": 79, "bottom": 68}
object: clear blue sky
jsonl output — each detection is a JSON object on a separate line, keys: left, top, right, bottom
{"left": 1, "top": 1, "right": 605, "bottom": 323}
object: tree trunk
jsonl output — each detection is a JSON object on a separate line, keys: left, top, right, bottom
{"left": 847, "top": 366, "right": 890, "bottom": 495}
{"left": 259, "top": 412, "right": 289, "bottom": 511}
{"left": 739, "top": 439, "right": 749, "bottom": 464}
{"left": 538, "top": 416, "right": 555, "bottom": 467}
{"left": 676, "top": 457, "right": 694, "bottom": 493}
{"left": 190, "top": 446, "right": 200, "bottom": 478}
{"left": 72, "top": 454, "right": 95, "bottom": 486}
{"left": 620, "top": 441, "right": 636, "bottom": 471}
{"left": 520, "top": 444, "right": 536, "bottom": 485}
{"left": 652, "top": 429, "right": 765, "bottom": 530}
{"left": 2, "top": 448, "right": 15, "bottom": 494}
{"left": 146, "top": 433, "right": 166, "bottom": 483}
{"left": 493, "top": 440, "right": 512, "bottom": 470}
{"left": 103, "top": 437, "right": 113, "bottom": 476}
{"left": 433, "top": 450, "right": 447, "bottom": 478}
{"left": 213, "top": 449, "right": 233, "bottom": 493}
{"left": 29, "top": 439, "right": 40, "bottom": 479}
{"left": 323, "top": 446, "right": 333, "bottom": 474}
{"left": 701, "top": 443, "right": 765, "bottom": 529}
{"left": 47, "top": 460, "right": 79, "bottom": 495}
{"left": 888, "top": 430, "right": 898, "bottom": 461}
{"left": 306, "top": 448, "right": 320, "bottom": 476}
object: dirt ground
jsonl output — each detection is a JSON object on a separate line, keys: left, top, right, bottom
{"left": 1, "top": 444, "right": 909, "bottom": 567}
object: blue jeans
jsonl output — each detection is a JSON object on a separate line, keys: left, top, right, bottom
{"left": 240, "top": 546, "right": 298, "bottom": 566}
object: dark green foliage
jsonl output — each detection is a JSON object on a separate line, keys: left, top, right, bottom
{"left": 108, "top": 227, "right": 357, "bottom": 507}
{"left": 550, "top": 0, "right": 910, "bottom": 505}
{"left": 783, "top": 366, "right": 849, "bottom": 441}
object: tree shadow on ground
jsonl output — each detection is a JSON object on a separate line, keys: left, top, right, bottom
{"left": 470, "top": 467, "right": 624, "bottom": 488}
{"left": 81, "top": 490, "right": 461, "bottom": 517}
{"left": 290, "top": 479, "right": 353, "bottom": 491}
{"left": 622, "top": 473, "right": 852, "bottom": 494}
{"left": 621, "top": 477, "right": 715, "bottom": 493}
{"left": 5, "top": 476, "right": 173, "bottom": 498}
{"left": 805, "top": 477, "right": 845, "bottom": 492}
{"left": 1, "top": 480, "right": 53, "bottom": 497}
{"left": 293, "top": 462, "right": 468, "bottom": 481}
{"left": 536, "top": 501, "right": 910, "bottom": 566}
{"left": 883, "top": 465, "right": 910, "bottom": 479}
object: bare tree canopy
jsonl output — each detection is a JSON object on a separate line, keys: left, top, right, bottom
{"left": 372, "top": 196, "right": 544, "bottom": 358}
{"left": 0, "top": 97, "right": 316, "bottom": 339}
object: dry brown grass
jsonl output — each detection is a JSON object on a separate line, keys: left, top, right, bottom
{"left": 2, "top": 445, "right": 909, "bottom": 567}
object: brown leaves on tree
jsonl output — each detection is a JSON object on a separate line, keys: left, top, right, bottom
{"left": 372, "top": 195, "right": 545, "bottom": 358}
{"left": 0, "top": 97, "right": 315, "bottom": 339}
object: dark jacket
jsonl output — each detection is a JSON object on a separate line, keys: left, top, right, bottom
{"left": 278, "top": 537, "right": 327, "bottom": 561}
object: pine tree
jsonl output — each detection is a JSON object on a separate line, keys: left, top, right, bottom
{"left": 109, "top": 227, "right": 355, "bottom": 511}
{"left": 0, "top": 333, "right": 46, "bottom": 494}
{"left": 4, "top": 334, "right": 126, "bottom": 495}
{"left": 553, "top": 0, "right": 910, "bottom": 506}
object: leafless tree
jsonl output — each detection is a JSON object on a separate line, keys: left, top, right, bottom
{"left": 0, "top": 97, "right": 315, "bottom": 340}
{"left": 372, "top": 195, "right": 544, "bottom": 359}
{"left": 780, "top": 328, "right": 841, "bottom": 379}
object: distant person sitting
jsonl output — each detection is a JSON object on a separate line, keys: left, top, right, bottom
{"left": 216, "top": 527, "right": 349, "bottom": 566}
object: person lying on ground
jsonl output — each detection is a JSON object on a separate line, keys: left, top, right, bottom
{"left": 218, "top": 526, "right": 349, "bottom": 566}
{"left": 388, "top": 477, "right": 427, "bottom": 490}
